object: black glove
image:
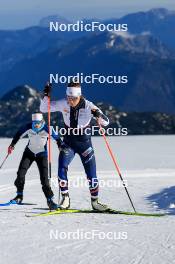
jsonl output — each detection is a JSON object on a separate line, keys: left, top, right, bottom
{"left": 92, "top": 109, "right": 101, "bottom": 118}
{"left": 57, "top": 138, "right": 63, "bottom": 148}
{"left": 44, "top": 82, "right": 52, "bottom": 96}
{"left": 92, "top": 109, "right": 109, "bottom": 125}
{"left": 57, "top": 139, "right": 70, "bottom": 154}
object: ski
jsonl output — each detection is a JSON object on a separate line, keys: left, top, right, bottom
{"left": 0, "top": 201, "right": 36, "bottom": 206}
{"left": 0, "top": 202, "right": 12, "bottom": 206}
{"left": 26, "top": 208, "right": 165, "bottom": 218}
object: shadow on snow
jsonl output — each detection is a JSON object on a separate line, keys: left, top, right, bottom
{"left": 147, "top": 186, "right": 175, "bottom": 215}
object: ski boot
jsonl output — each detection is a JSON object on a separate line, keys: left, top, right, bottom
{"left": 91, "top": 198, "right": 109, "bottom": 212}
{"left": 60, "top": 193, "right": 70, "bottom": 210}
{"left": 10, "top": 192, "right": 23, "bottom": 204}
{"left": 47, "top": 197, "right": 58, "bottom": 211}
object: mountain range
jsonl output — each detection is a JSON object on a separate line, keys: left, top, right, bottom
{"left": 105, "top": 8, "right": 175, "bottom": 50}
{"left": 0, "top": 8, "right": 175, "bottom": 113}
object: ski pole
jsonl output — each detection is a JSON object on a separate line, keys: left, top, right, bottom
{"left": 47, "top": 91, "right": 52, "bottom": 180}
{"left": 46, "top": 83, "right": 61, "bottom": 203}
{"left": 0, "top": 154, "right": 9, "bottom": 169}
{"left": 98, "top": 123, "right": 137, "bottom": 213}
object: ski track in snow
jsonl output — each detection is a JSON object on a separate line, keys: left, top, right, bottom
{"left": 0, "top": 136, "right": 175, "bottom": 264}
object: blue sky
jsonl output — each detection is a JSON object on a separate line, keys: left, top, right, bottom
{"left": 0, "top": 0, "right": 175, "bottom": 29}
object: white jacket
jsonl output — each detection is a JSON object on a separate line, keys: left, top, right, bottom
{"left": 40, "top": 97, "right": 109, "bottom": 128}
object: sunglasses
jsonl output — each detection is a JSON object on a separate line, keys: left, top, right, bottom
{"left": 67, "top": 96, "right": 79, "bottom": 101}
{"left": 33, "top": 121, "right": 43, "bottom": 126}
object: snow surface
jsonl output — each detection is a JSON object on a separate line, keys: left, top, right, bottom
{"left": 0, "top": 136, "right": 175, "bottom": 264}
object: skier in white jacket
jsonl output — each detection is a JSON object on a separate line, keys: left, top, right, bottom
{"left": 40, "top": 81, "right": 109, "bottom": 211}
{"left": 8, "top": 113, "right": 61, "bottom": 210}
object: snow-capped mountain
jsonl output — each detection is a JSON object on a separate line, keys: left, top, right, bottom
{"left": 0, "top": 8, "right": 175, "bottom": 113}
{"left": 0, "top": 7, "right": 174, "bottom": 75}
{"left": 105, "top": 8, "right": 175, "bottom": 50}
{"left": 66, "top": 31, "right": 172, "bottom": 59}
{"left": 2, "top": 85, "right": 40, "bottom": 102}
{"left": 0, "top": 86, "right": 41, "bottom": 137}
{"left": 0, "top": 30, "right": 174, "bottom": 113}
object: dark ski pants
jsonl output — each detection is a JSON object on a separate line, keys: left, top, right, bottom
{"left": 15, "top": 148, "right": 53, "bottom": 199}
{"left": 58, "top": 138, "right": 99, "bottom": 199}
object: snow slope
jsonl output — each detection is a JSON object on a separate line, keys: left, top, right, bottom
{"left": 0, "top": 136, "right": 175, "bottom": 264}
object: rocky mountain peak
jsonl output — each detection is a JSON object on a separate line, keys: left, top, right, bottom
{"left": 1, "top": 85, "right": 41, "bottom": 101}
